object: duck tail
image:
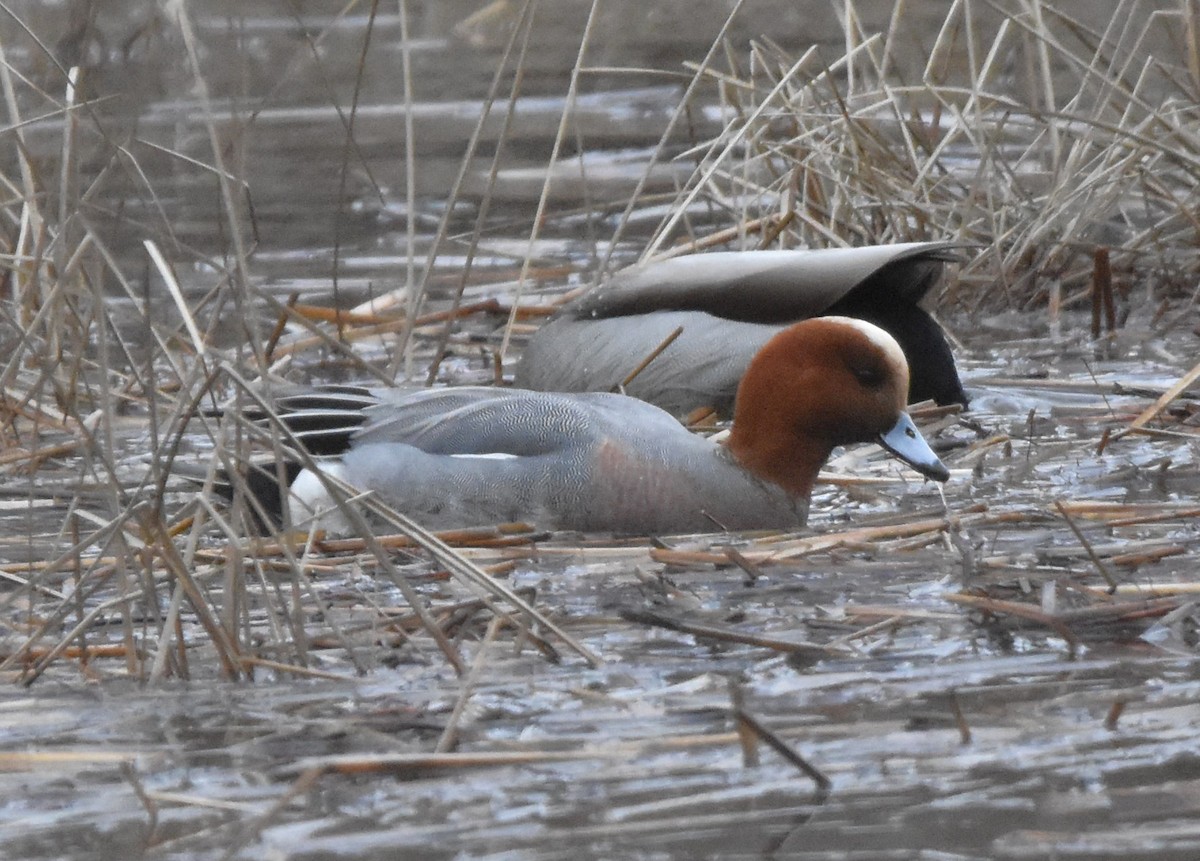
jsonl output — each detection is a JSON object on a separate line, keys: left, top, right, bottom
{"left": 177, "top": 460, "right": 304, "bottom": 532}
{"left": 239, "top": 461, "right": 305, "bottom": 528}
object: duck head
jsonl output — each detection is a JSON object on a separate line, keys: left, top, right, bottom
{"left": 725, "top": 316, "right": 950, "bottom": 497}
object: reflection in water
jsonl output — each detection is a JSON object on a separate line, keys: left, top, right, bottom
{"left": 0, "top": 3, "right": 1198, "bottom": 860}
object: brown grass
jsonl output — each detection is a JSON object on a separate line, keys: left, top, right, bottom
{"left": 637, "top": 0, "right": 1200, "bottom": 316}
{"left": 0, "top": 0, "right": 1197, "bottom": 687}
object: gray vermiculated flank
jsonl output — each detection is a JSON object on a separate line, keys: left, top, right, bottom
{"left": 338, "top": 387, "right": 803, "bottom": 533}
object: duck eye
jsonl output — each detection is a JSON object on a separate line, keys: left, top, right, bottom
{"left": 851, "top": 366, "right": 885, "bottom": 387}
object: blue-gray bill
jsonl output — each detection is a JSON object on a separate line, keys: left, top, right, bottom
{"left": 877, "top": 413, "right": 950, "bottom": 482}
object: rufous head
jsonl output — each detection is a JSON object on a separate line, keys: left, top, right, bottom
{"left": 725, "top": 316, "right": 948, "bottom": 497}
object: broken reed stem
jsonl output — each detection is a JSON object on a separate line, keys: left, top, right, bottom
{"left": 364, "top": 507, "right": 601, "bottom": 668}
{"left": 649, "top": 504, "right": 1000, "bottom": 566}
{"left": 1054, "top": 500, "right": 1119, "bottom": 592}
{"left": 949, "top": 690, "right": 971, "bottom": 745}
{"left": 946, "top": 592, "right": 1186, "bottom": 650}
{"left": 237, "top": 656, "right": 353, "bottom": 682}
{"left": 17, "top": 594, "right": 136, "bottom": 685}
{"left": 140, "top": 511, "right": 244, "bottom": 680}
{"left": 615, "top": 325, "right": 684, "bottom": 391}
{"left": 120, "top": 762, "right": 159, "bottom": 844}
{"left": 1128, "top": 357, "right": 1200, "bottom": 430}
{"left": 1104, "top": 697, "right": 1127, "bottom": 731}
{"left": 734, "top": 709, "right": 832, "bottom": 791}
{"left": 728, "top": 682, "right": 758, "bottom": 766}
{"left": 724, "top": 545, "right": 766, "bottom": 584}
{"left": 647, "top": 214, "right": 787, "bottom": 262}
{"left": 240, "top": 523, "right": 539, "bottom": 559}
{"left": 287, "top": 749, "right": 608, "bottom": 777}
{"left": 263, "top": 292, "right": 300, "bottom": 362}
{"left": 436, "top": 615, "right": 502, "bottom": 753}
{"left": 825, "top": 614, "right": 905, "bottom": 647}
{"left": 1091, "top": 247, "right": 1114, "bottom": 338}
{"left": 281, "top": 719, "right": 827, "bottom": 779}
{"left": 221, "top": 764, "right": 329, "bottom": 861}
{"left": 620, "top": 608, "right": 836, "bottom": 656}
{"left": 944, "top": 593, "right": 1080, "bottom": 657}
{"left": 272, "top": 297, "right": 515, "bottom": 359}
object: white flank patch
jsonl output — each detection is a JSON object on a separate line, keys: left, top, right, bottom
{"left": 290, "top": 463, "right": 352, "bottom": 534}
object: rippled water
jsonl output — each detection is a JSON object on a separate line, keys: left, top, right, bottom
{"left": 1, "top": 2, "right": 1198, "bottom": 860}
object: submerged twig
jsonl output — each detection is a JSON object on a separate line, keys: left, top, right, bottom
{"left": 1054, "top": 499, "right": 1119, "bottom": 591}
{"left": 620, "top": 608, "right": 837, "bottom": 657}
{"left": 734, "top": 709, "right": 832, "bottom": 792}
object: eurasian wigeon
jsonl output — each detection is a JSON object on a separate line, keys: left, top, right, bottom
{"left": 515, "top": 242, "right": 967, "bottom": 416}
{"left": 239, "top": 316, "right": 948, "bottom": 534}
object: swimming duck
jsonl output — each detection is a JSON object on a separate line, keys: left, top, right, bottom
{"left": 515, "top": 242, "right": 967, "bottom": 417}
{"left": 238, "top": 317, "right": 948, "bottom": 534}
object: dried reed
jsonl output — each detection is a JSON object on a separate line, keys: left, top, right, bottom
{"left": 0, "top": 0, "right": 1196, "bottom": 691}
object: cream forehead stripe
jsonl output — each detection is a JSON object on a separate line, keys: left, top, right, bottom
{"left": 822, "top": 315, "right": 907, "bottom": 372}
